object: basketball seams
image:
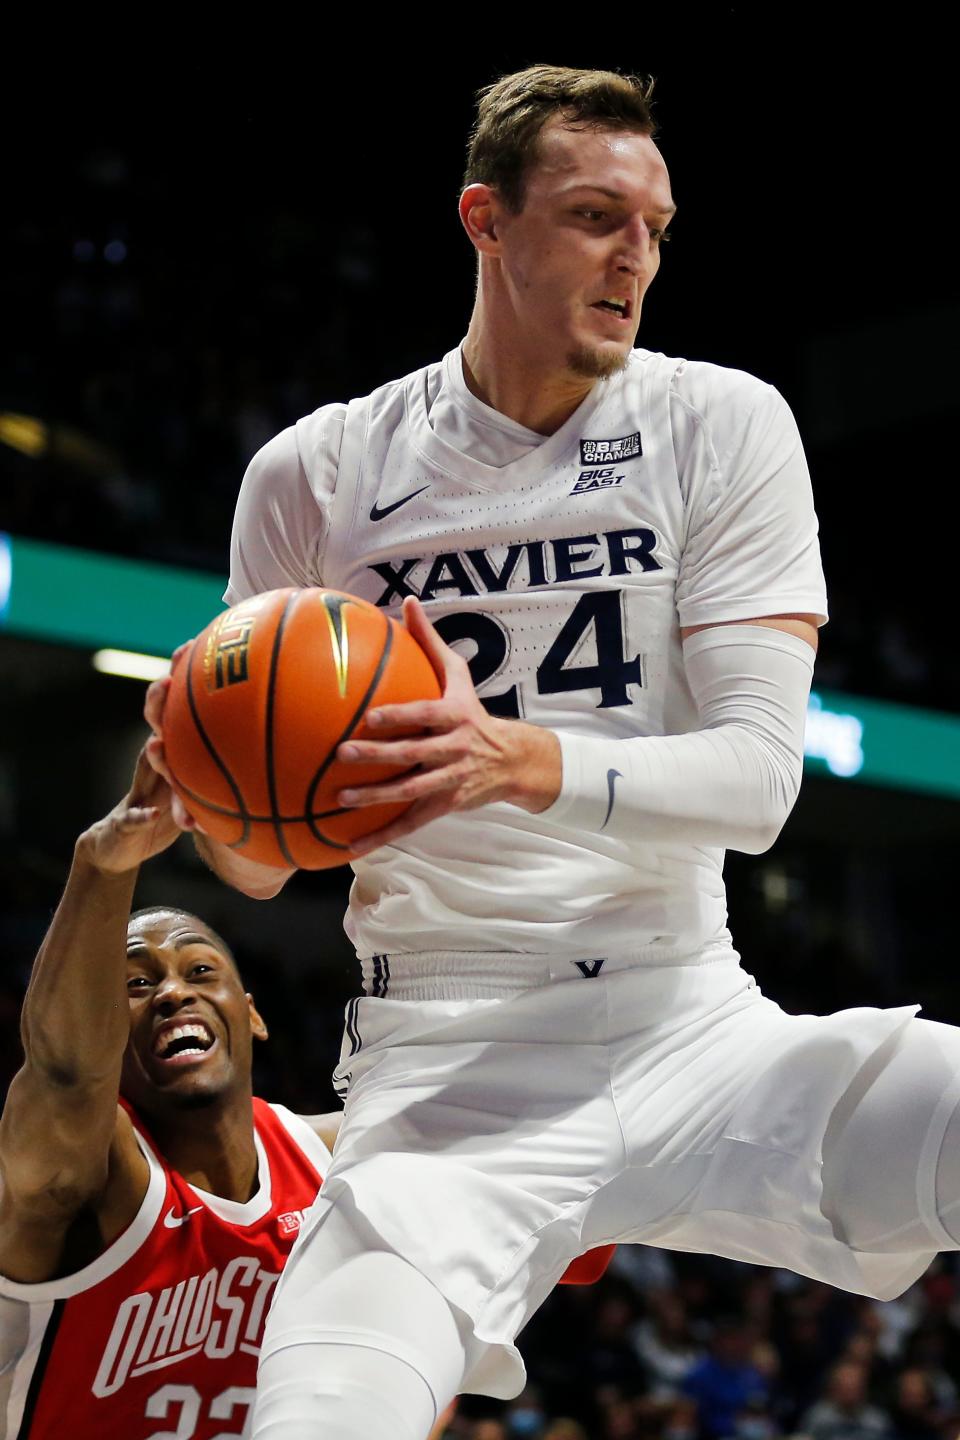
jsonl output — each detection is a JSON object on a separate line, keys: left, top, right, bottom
{"left": 182, "top": 634, "right": 252, "bottom": 849}
{"left": 303, "top": 611, "right": 395, "bottom": 850}
{"left": 265, "top": 591, "right": 299, "bottom": 867}
{"left": 162, "top": 778, "right": 351, "bottom": 827}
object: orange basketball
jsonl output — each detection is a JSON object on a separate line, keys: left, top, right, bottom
{"left": 163, "top": 587, "right": 442, "bottom": 869}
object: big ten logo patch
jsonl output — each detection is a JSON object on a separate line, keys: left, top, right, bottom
{"left": 277, "top": 1210, "right": 306, "bottom": 1237}
{"left": 579, "top": 432, "right": 642, "bottom": 465}
{"left": 571, "top": 467, "right": 625, "bottom": 495}
{"left": 202, "top": 606, "right": 257, "bottom": 691}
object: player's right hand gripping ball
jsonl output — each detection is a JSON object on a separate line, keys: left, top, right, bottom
{"left": 162, "top": 588, "right": 441, "bottom": 868}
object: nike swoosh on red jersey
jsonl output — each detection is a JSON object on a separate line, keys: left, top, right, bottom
{"left": 163, "top": 1204, "right": 203, "bottom": 1228}
{"left": 369, "top": 484, "right": 431, "bottom": 522}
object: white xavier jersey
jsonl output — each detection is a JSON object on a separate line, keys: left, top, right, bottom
{"left": 226, "top": 346, "right": 827, "bottom": 969}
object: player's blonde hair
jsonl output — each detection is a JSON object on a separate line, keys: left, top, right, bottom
{"left": 464, "top": 64, "right": 657, "bottom": 213}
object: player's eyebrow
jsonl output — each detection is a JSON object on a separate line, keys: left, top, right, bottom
{"left": 173, "top": 932, "right": 218, "bottom": 949}
{"left": 125, "top": 930, "right": 222, "bottom": 958}
{"left": 563, "top": 184, "right": 677, "bottom": 218}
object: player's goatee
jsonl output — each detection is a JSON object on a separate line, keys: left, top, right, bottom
{"left": 567, "top": 344, "right": 631, "bottom": 380}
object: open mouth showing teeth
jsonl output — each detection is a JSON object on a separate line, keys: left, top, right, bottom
{"left": 154, "top": 1023, "right": 215, "bottom": 1060}
{"left": 592, "top": 298, "right": 630, "bottom": 318}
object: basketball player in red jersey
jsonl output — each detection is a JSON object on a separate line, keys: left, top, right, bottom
{"left": 0, "top": 751, "right": 338, "bottom": 1439}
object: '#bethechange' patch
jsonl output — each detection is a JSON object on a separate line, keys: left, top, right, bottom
{"left": 580, "top": 433, "right": 642, "bottom": 464}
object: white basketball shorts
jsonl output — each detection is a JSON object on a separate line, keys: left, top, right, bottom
{"left": 263, "top": 952, "right": 931, "bottom": 1399}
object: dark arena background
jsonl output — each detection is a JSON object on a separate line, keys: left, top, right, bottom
{"left": 2, "top": 20, "right": 958, "bottom": 1439}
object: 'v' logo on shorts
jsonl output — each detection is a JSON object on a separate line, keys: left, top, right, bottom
{"left": 574, "top": 958, "right": 606, "bottom": 978}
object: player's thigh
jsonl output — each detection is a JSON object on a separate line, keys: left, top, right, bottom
{"left": 592, "top": 992, "right": 924, "bottom": 1251}
{"left": 820, "top": 1016, "right": 960, "bottom": 1252}
{"left": 262, "top": 1189, "right": 469, "bottom": 1391}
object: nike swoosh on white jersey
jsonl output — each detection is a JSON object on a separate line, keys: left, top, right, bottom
{"left": 369, "top": 484, "right": 431, "bottom": 522}
{"left": 600, "top": 768, "right": 623, "bottom": 831}
{"left": 163, "top": 1204, "right": 203, "bottom": 1228}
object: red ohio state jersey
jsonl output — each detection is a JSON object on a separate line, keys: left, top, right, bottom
{"left": 0, "top": 1098, "right": 329, "bottom": 1440}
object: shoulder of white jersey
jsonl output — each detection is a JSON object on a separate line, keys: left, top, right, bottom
{"left": 283, "top": 359, "right": 444, "bottom": 478}
{"left": 671, "top": 356, "right": 782, "bottom": 419}
{"left": 359, "top": 355, "right": 446, "bottom": 429}
{"left": 265, "top": 1102, "right": 333, "bottom": 1175}
{"left": 255, "top": 401, "right": 348, "bottom": 503}
{"left": 237, "top": 418, "right": 311, "bottom": 504}
{"left": 633, "top": 346, "right": 778, "bottom": 411}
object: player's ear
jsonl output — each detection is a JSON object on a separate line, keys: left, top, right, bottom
{"left": 246, "top": 994, "right": 268, "bottom": 1042}
{"left": 459, "top": 184, "right": 501, "bottom": 253}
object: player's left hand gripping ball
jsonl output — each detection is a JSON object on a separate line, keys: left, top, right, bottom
{"left": 160, "top": 588, "right": 441, "bottom": 868}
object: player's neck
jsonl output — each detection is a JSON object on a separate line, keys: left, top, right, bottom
{"left": 462, "top": 311, "right": 596, "bottom": 436}
{"left": 151, "top": 1094, "right": 260, "bottom": 1203}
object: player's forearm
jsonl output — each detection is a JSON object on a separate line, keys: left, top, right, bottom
{"left": 547, "top": 723, "right": 801, "bottom": 854}
{"left": 193, "top": 831, "right": 293, "bottom": 898}
{"left": 539, "top": 625, "right": 815, "bottom": 854}
{"left": 20, "top": 846, "right": 137, "bottom": 1084}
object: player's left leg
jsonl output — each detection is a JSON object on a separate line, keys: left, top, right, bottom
{"left": 252, "top": 1202, "right": 468, "bottom": 1440}
{"left": 820, "top": 1016, "right": 960, "bottom": 1255}
{"left": 574, "top": 970, "right": 959, "bottom": 1299}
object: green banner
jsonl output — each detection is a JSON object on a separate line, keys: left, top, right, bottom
{"left": 804, "top": 689, "right": 960, "bottom": 799}
{"left": 0, "top": 533, "right": 225, "bottom": 655}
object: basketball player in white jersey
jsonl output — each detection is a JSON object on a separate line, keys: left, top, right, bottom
{"left": 146, "top": 64, "right": 960, "bottom": 1440}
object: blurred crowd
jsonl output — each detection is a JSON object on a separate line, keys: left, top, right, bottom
{"left": 437, "top": 1247, "right": 960, "bottom": 1439}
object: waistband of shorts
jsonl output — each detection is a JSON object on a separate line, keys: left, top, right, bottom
{"left": 359, "top": 941, "right": 741, "bottom": 1001}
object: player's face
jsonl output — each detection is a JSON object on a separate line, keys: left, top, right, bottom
{"left": 120, "top": 914, "right": 267, "bottom": 1115}
{"left": 494, "top": 121, "right": 675, "bottom": 378}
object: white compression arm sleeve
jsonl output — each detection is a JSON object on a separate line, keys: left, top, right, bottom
{"left": 541, "top": 624, "right": 815, "bottom": 855}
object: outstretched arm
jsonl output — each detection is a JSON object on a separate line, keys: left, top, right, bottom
{"left": 0, "top": 753, "right": 179, "bottom": 1280}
